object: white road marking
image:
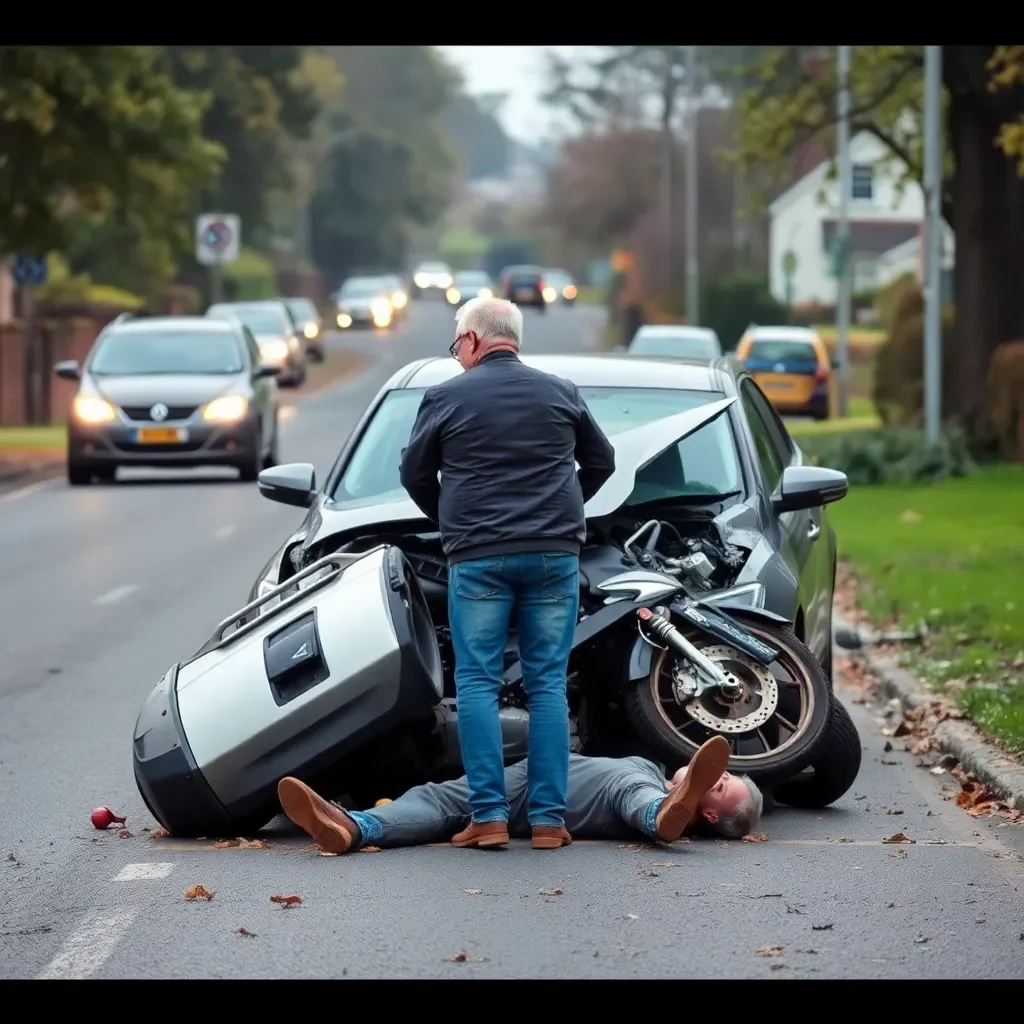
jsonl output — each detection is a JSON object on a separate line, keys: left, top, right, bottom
{"left": 113, "top": 862, "right": 175, "bottom": 881}
{"left": 0, "top": 479, "right": 56, "bottom": 503}
{"left": 36, "top": 908, "right": 138, "bottom": 979}
{"left": 280, "top": 406, "right": 297, "bottom": 423}
{"left": 93, "top": 584, "right": 138, "bottom": 607}
{"left": 214, "top": 524, "right": 237, "bottom": 540}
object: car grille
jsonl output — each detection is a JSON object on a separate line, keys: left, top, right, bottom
{"left": 113, "top": 439, "right": 205, "bottom": 453}
{"left": 119, "top": 405, "right": 198, "bottom": 421}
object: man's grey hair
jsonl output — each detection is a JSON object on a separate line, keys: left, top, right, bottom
{"left": 713, "top": 775, "right": 764, "bottom": 839}
{"left": 454, "top": 296, "right": 523, "bottom": 349}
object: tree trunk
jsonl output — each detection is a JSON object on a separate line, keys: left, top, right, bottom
{"left": 945, "top": 47, "right": 1024, "bottom": 437}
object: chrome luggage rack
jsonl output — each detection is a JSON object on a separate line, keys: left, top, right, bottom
{"left": 183, "top": 545, "right": 388, "bottom": 664}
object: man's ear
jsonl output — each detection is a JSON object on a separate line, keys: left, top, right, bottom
{"left": 701, "top": 807, "right": 719, "bottom": 824}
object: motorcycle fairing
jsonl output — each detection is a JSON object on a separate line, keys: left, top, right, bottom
{"left": 673, "top": 601, "right": 781, "bottom": 664}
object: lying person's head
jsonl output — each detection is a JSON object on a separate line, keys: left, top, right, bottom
{"left": 668, "top": 763, "right": 764, "bottom": 839}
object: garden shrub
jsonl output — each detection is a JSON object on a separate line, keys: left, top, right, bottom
{"left": 987, "top": 340, "right": 1024, "bottom": 461}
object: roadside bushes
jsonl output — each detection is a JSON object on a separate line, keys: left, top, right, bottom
{"left": 798, "top": 425, "right": 975, "bottom": 485}
{"left": 699, "top": 274, "right": 787, "bottom": 352}
{"left": 871, "top": 277, "right": 957, "bottom": 426}
{"left": 987, "top": 340, "right": 1024, "bottom": 461}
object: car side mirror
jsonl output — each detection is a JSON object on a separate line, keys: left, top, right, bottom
{"left": 258, "top": 463, "right": 317, "bottom": 508}
{"left": 771, "top": 465, "right": 849, "bottom": 515}
{"left": 256, "top": 362, "right": 282, "bottom": 378}
{"left": 54, "top": 360, "right": 80, "bottom": 381}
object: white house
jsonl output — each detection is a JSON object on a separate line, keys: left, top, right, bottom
{"left": 768, "top": 131, "right": 952, "bottom": 306}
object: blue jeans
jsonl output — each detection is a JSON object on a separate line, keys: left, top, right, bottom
{"left": 447, "top": 551, "right": 579, "bottom": 828}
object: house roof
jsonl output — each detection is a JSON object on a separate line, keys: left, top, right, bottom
{"left": 821, "top": 219, "right": 920, "bottom": 257}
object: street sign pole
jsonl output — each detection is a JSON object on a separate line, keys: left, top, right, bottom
{"left": 923, "top": 46, "right": 943, "bottom": 444}
{"left": 12, "top": 254, "right": 48, "bottom": 424}
{"left": 195, "top": 214, "right": 240, "bottom": 304}
{"left": 834, "top": 45, "right": 853, "bottom": 418}
{"left": 685, "top": 44, "right": 700, "bottom": 326}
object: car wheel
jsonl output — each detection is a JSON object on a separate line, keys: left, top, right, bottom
{"left": 67, "top": 461, "right": 92, "bottom": 486}
{"left": 94, "top": 466, "right": 116, "bottom": 484}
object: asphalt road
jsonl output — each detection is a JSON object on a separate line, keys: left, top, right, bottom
{"left": 1, "top": 300, "right": 1021, "bottom": 979}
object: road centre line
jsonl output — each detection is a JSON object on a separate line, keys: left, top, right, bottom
{"left": 36, "top": 907, "right": 139, "bottom": 979}
{"left": 113, "top": 862, "right": 175, "bottom": 881}
{"left": 93, "top": 584, "right": 138, "bottom": 607}
{"left": 0, "top": 479, "right": 57, "bottom": 503}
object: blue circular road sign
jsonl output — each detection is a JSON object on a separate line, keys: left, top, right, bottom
{"left": 201, "top": 220, "right": 233, "bottom": 254}
{"left": 12, "top": 253, "right": 47, "bottom": 287}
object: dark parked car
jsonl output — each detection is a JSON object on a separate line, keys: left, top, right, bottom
{"left": 283, "top": 297, "right": 324, "bottom": 363}
{"left": 54, "top": 314, "right": 281, "bottom": 485}
{"left": 206, "top": 300, "right": 307, "bottom": 386}
{"left": 500, "top": 265, "right": 547, "bottom": 310}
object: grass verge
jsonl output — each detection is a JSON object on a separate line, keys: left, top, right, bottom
{"left": 574, "top": 285, "right": 606, "bottom": 307}
{"left": 813, "top": 324, "right": 886, "bottom": 347}
{"left": 0, "top": 425, "right": 66, "bottom": 454}
{"left": 830, "top": 465, "right": 1024, "bottom": 754}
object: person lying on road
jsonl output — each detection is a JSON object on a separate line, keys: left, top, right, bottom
{"left": 277, "top": 735, "right": 763, "bottom": 855}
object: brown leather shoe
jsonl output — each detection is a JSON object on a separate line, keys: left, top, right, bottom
{"left": 654, "top": 735, "right": 731, "bottom": 842}
{"left": 532, "top": 826, "right": 572, "bottom": 850}
{"left": 451, "top": 821, "right": 510, "bottom": 848}
{"left": 277, "top": 777, "right": 361, "bottom": 854}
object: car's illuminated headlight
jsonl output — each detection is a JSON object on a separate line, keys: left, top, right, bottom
{"left": 260, "top": 339, "right": 289, "bottom": 362}
{"left": 203, "top": 395, "right": 248, "bottom": 422}
{"left": 436, "top": 274, "right": 452, "bottom": 289}
{"left": 304, "top": 323, "right": 318, "bottom": 338}
{"left": 337, "top": 312, "right": 352, "bottom": 328}
{"left": 542, "top": 286, "right": 557, "bottom": 303}
{"left": 702, "top": 582, "right": 765, "bottom": 609}
{"left": 391, "top": 290, "right": 407, "bottom": 309}
{"left": 73, "top": 396, "right": 117, "bottom": 423}
{"left": 446, "top": 287, "right": 460, "bottom": 304}
{"left": 563, "top": 284, "right": 577, "bottom": 299}
{"left": 414, "top": 273, "right": 429, "bottom": 288}
{"left": 479, "top": 287, "right": 492, "bottom": 299}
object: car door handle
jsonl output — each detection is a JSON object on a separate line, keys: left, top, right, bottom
{"left": 807, "top": 521, "right": 821, "bottom": 541}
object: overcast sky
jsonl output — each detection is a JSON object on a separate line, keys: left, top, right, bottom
{"left": 435, "top": 46, "right": 581, "bottom": 143}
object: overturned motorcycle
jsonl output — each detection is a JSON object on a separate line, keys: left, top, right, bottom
{"left": 133, "top": 401, "right": 861, "bottom": 837}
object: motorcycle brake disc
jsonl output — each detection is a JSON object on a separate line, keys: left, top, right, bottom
{"left": 681, "top": 645, "right": 779, "bottom": 734}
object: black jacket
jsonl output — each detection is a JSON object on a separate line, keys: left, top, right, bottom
{"left": 399, "top": 352, "right": 616, "bottom": 564}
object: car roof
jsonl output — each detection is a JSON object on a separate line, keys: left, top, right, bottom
{"left": 634, "top": 325, "right": 718, "bottom": 338}
{"left": 209, "top": 300, "right": 285, "bottom": 310}
{"left": 400, "top": 354, "right": 726, "bottom": 391}
{"left": 746, "top": 326, "right": 819, "bottom": 341}
{"left": 107, "top": 316, "right": 239, "bottom": 334}
{"left": 415, "top": 261, "right": 448, "bottom": 269}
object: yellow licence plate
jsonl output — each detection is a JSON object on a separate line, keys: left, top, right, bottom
{"left": 136, "top": 426, "right": 186, "bottom": 444}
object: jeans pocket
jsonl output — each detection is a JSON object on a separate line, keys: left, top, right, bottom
{"left": 541, "top": 554, "right": 579, "bottom": 600}
{"left": 453, "top": 557, "right": 505, "bottom": 600}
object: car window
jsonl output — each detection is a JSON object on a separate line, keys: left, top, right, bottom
{"left": 285, "top": 299, "right": 315, "bottom": 322}
{"left": 740, "top": 379, "right": 786, "bottom": 492}
{"left": 88, "top": 329, "right": 245, "bottom": 376}
{"left": 208, "top": 306, "right": 288, "bottom": 336}
{"left": 331, "top": 386, "right": 742, "bottom": 508}
{"left": 628, "top": 333, "right": 721, "bottom": 359}
{"left": 747, "top": 339, "right": 817, "bottom": 362}
{"left": 340, "top": 281, "right": 385, "bottom": 299}
{"left": 241, "top": 326, "right": 261, "bottom": 368}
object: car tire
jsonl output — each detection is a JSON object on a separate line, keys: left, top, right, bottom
{"left": 94, "top": 466, "right": 116, "bottom": 484}
{"left": 67, "top": 461, "right": 92, "bottom": 486}
{"left": 771, "top": 693, "right": 862, "bottom": 809}
{"left": 308, "top": 345, "right": 325, "bottom": 364}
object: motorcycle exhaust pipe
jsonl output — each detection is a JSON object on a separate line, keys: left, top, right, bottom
{"left": 637, "top": 606, "right": 734, "bottom": 692}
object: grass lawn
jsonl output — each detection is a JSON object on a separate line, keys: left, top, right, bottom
{"left": 813, "top": 323, "right": 886, "bottom": 347}
{"left": 574, "top": 285, "right": 606, "bottom": 307}
{"left": 786, "top": 396, "right": 880, "bottom": 439}
{"left": 0, "top": 425, "right": 66, "bottom": 453}
{"left": 829, "top": 464, "right": 1024, "bottom": 754}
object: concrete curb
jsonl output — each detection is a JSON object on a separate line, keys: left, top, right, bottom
{"left": 834, "top": 608, "right": 1024, "bottom": 810}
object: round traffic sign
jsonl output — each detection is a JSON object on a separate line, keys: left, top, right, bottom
{"left": 201, "top": 220, "right": 233, "bottom": 253}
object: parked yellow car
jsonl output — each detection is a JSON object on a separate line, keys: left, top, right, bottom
{"left": 735, "top": 326, "right": 835, "bottom": 421}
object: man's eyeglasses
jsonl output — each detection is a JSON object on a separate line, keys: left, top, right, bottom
{"left": 450, "top": 332, "right": 470, "bottom": 358}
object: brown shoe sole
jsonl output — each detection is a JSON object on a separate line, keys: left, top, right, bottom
{"left": 532, "top": 833, "right": 572, "bottom": 850}
{"left": 277, "top": 777, "right": 354, "bottom": 855}
{"left": 451, "top": 826, "right": 510, "bottom": 848}
{"left": 655, "top": 735, "right": 732, "bottom": 841}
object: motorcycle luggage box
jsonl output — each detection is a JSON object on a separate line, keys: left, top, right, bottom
{"left": 132, "top": 545, "right": 443, "bottom": 838}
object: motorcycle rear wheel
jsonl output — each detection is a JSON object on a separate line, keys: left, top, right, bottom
{"left": 626, "top": 613, "right": 832, "bottom": 784}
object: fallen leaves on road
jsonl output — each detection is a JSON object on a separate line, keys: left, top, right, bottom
{"left": 883, "top": 832, "right": 915, "bottom": 844}
{"left": 215, "top": 840, "right": 238, "bottom": 849}
{"left": 742, "top": 832, "right": 768, "bottom": 843}
{"left": 236, "top": 927, "right": 257, "bottom": 938}
{"left": 270, "top": 894, "right": 302, "bottom": 908}
{"left": 116, "top": 829, "right": 132, "bottom": 838}
{"left": 240, "top": 838, "right": 269, "bottom": 849}
{"left": 754, "top": 944, "right": 783, "bottom": 957}
{"left": 150, "top": 827, "right": 170, "bottom": 839}
{"left": 891, "top": 848, "right": 908, "bottom": 859}
{"left": 887, "top": 808, "right": 904, "bottom": 815}
{"left": 812, "top": 923, "right": 833, "bottom": 931}
{"left": 539, "top": 887, "right": 563, "bottom": 896}
{"left": 464, "top": 888, "right": 484, "bottom": 895}
{"left": 948, "top": 765, "right": 1024, "bottom": 823}
{"left": 443, "top": 951, "right": 489, "bottom": 963}
{"left": 184, "top": 884, "right": 215, "bottom": 901}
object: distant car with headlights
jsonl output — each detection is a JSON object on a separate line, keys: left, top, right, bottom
{"left": 543, "top": 268, "right": 578, "bottom": 305}
{"left": 283, "top": 297, "right": 324, "bottom": 363}
{"left": 53, "top": 314, "right": 281, "bottom": 486}
{"left": 500, "top": 265, "right": 547, "bottom": 311}
{"left": 206, "top": 300, "right": 306, "bottom": 387}
{"left": 410, "top": 261, "right": 453, "bottom": 298}
{"left": 446, "top": 270, "right": 494, "bottom": 306}
{"left": 334, "top": 277, "right": 395, "bottom": 330}
{"left": 377, "top": 275, "right": 409, "bottom": 320}
{"left": 627, "top": 325, "right": 723, "bottom": 361}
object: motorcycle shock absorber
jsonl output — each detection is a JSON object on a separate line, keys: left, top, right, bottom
{"left": 636, "top": 607, "right": 738, "bottom": 696}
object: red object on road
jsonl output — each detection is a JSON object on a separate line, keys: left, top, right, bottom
{"left": 91, "top": 807, "right": 126, "bottom": 830}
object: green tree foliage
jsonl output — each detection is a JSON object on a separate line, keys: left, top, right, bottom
{"left": 441, "top": 93, "right": 509, "bottom": 181}
{"left": 728, "top": 45, "right": 1024, "bottom": 437}
{"left": 0, "top": 46, "right": 222, "bottom": 258}
{"left": 310, "top": 46, "right": 459, "bottom": 282}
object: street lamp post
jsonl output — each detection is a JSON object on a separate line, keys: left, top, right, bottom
{"left": 834, "top": 45, "right": 852, "bottom": 419}
{"left": 923, "top": 46, "right": 943, "bottom": 444}
{"left": 685, "top": 44, "right": 699, "bottom": 325}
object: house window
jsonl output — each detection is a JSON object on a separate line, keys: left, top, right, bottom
{"left": 851, "top": 164, "right": 873, "bottom": 201}
{"left": 853, "top": 258, "right": 879, "bottom": 294}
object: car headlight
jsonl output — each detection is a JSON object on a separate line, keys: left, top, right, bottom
{"left": 446, "top": 287, "right": 461, "bottom": 304}
{"left": 414, "top": 273, "right": 429, "bottom": 288}
{"left": 563, "top": 284, "right": 577, "bottom": 299}
{"left": 203, "top": 395, "right": 249, "bottom": 422}
{"left": 391, "top": 290, "right": 407, "bottom": 309}
{"left": 437, "top": 274, "right": 453, "bottom": 289}
{"left": 73, "top": 396, "right": 116, "bottom": 423}
{"left": 542, "top": 286, "right": 557, "bottom": 303}
{"left": 304, "top": 323, "right": 318, "bottom": 338}
{"left": 479, "top": 287, "right": 492, "bottom": 299}
{"left": 260, "top": 339, "right": 289, "bottom": 361}
{"left": 702, "top": 582, "right": 765, "bottom": 609}
{"left": 337, "top": 312, "right": 352, "bottom": 328}
{"left": 288, "top": 335, "right": 300, "bottom": 352}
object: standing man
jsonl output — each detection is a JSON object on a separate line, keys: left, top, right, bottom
{"left": 399, "top": 297, "right": 616, "bottom": 851}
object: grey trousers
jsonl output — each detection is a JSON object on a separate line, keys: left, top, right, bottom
{"left": 347, "top": 754, "right": 669, "bottom": 847}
